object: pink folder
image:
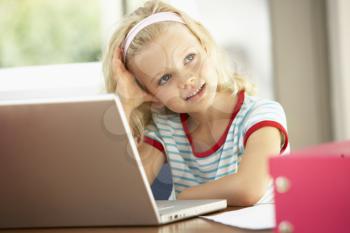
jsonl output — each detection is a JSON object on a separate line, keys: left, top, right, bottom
{"left": 269, "top": 140, "right": 350, "bottom": 233}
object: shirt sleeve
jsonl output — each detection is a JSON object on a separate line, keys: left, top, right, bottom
{"left": 242, "top": 99, "right": 289, "bottom": 153}
{"left": 143, "top": 121, "right": 166, "bottom": 155}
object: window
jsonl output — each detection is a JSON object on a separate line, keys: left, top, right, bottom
{"left": 0, "top": 0, "right": 102, "bottom": 67}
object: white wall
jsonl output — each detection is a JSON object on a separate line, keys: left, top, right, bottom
{"left": 100, "top": 0, "right": 124, "bottom": 48}
{"left": 270, "top": 0, "right": 332, "bottom": 149}
{"left": 327, "top": 0, "right": 350, "bottom": 140}
{"left": 0, "top": 63, "right": 105, "bottom": 100}
{"left": 170, "top": 0, "right": 274, "bottom": 99}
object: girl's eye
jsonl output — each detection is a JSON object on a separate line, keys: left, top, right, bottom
{"left": 158, "top": 74, "right": 172, "bottom": 86}
{"left": 184, "top": 53, "right": 195, "bottom": 64}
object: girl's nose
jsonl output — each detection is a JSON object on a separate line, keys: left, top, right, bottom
{"left": 179, "top": 76, "right": 196, "bottom": 89}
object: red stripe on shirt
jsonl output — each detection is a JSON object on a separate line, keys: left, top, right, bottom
{"left": 143, "top": 136, "right": 166, "bottom": 154}
{"left": 244, "top": 120, "right": 289, "bottom": 154}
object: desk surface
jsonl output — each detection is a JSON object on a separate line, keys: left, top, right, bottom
{"left": 0, "top": 207, "right": 273, "bottom": 233}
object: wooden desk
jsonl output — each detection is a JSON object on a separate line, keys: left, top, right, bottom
{"left": 0, "top": 207, "right": 273, "bottom": 233}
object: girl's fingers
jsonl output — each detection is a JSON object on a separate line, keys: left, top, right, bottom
{"left": 111, "top": 46, "right": 159, "bottom": 108}
{"left": 143, "top": 94, "right": 153, "bottom": 102}
{"left": 112, "top": 48, "right": 128, "bottom": 82}
{"left": 144, "top": 93, "right": 159, "bottom": 103}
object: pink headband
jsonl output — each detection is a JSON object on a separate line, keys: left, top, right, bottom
{"left": 121, "top": 12, "right": 185, "bottom": 62}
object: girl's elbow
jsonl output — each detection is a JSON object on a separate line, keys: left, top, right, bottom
{"left": 241, "top": 192, "right": 262, "bottom": 206}
{"left": 227, "top": 190, "right": 263, "bottom": 207}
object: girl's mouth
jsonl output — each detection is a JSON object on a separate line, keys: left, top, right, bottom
{"left": 185, "top": 82, "right": 206, "bottom": 101}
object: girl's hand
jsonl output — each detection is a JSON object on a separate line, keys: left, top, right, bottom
{"left": 112, "top": 48, "right": 158, "bottom": 110}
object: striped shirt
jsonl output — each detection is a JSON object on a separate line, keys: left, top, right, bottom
{"left": 144, "top": 90, "right": 289, "bottom": 203}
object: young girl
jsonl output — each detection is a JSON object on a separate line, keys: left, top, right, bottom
{"left": 102, "top": 0, "right": 289, "bottom": 206}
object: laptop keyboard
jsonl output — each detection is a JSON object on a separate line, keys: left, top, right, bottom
{"left": 156, "top": 202, "right": 175, "bottom": 211}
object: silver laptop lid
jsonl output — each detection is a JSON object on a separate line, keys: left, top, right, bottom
{"left": 0, "top": 94, "right": 160, "bottom": 228}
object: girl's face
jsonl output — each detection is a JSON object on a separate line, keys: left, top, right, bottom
{"left": 128, "top": 24, "right": 218, "bottom": 113}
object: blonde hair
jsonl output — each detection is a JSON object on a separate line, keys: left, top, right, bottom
{"left": 102, "top": 0, "right": 255, "bottom": 141}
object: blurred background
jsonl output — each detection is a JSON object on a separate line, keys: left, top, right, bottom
{"left": 0, "top": 0, "right": 349, "bottom": 198}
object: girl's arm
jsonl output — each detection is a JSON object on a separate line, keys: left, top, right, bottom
{"left": 177, "top": 126, "right": 282, "bottom": 206}
{"left": 123, "top": 104, "right": 165, "bottom": 185}
{"left": 138, "top": 142, "right": 166, "bottom": 185}
{"left": 111, "top": 47, "right": 165, "bottom": 186}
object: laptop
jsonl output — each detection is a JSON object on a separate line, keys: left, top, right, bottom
{"left": 0, "top": 94, "right": 227, "bottom": 228}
